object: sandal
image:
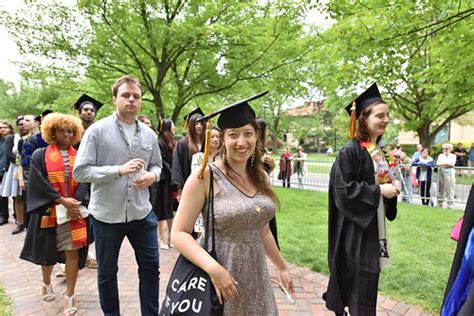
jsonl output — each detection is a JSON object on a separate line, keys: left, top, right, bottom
{"left": 85, "top": 258, "right": 98, "bottom": 269}
{"left": 41, "top": 282, "right": 55, "bottom": 302}
{"left": 64, "top": 293, "right": 78, "bottom": 315}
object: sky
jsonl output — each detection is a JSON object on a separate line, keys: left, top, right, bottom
{"left": 0, "top": 2, "right": 22, "bottom": 85}
{"left": 0, "top": 1, "right": 331, "bottom": 99}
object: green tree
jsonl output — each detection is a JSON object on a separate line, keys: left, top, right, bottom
{"left": 312, "top": 0, "right": 474, "bottom": 148}
{"left": 2, "top": 0, "right": 312, "bottom": 126}
{"left": 0, "top": 80, "right": 63, "bottom": 120}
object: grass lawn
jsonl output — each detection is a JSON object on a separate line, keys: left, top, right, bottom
{"left": 0, "top": 286, "right": 12, "bottom": 315}
{"left": 456, "top": 173, "right": 474, "bottom": 186}
{"left": 275, "top": 187, "right": 461, "bottom": 314}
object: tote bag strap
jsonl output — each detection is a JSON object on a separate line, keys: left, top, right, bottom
{"left": 204, "top": 166, "right": 217, "bottom": 257}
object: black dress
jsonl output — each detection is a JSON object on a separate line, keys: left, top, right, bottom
{"left": 171, "top": 138, "right": 193, "bottom": 190}
{"left": 151, "top": 138, "right": 174, "bottom": 220}
{"left": 19, "top": 148, "right": 90, "bottom": 267}
{"left": 325, "top": 140, "right": 397, "bottom": 316}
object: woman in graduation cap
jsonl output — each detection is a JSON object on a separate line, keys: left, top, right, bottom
{"left": 324, "top": 83, "right": 399, "bottom": 316}
{"left": 171, "top": 92, "right": 294, "bottom": 314}
{"left": 171, "top": 108, "right": 206, "bottom": 202}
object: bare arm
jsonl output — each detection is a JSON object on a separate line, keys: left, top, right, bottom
{"left": 171, "top": 167, "right": 238, "bottom": 303}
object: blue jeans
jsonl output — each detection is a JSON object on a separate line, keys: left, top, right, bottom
{"left": 91, "top": 211, "right": 159, "bottom": 316}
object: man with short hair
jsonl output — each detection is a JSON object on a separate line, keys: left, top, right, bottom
{"left": 454, "top": 143, "right": 467, "bottom": 167}
{"left": 74, "top": 75, "right": 162, "bottom": 315}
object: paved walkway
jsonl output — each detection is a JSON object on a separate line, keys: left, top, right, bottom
{"left": 0, "top": 221, "right": 432, "bottom": 316}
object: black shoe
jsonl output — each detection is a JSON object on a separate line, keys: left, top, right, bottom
{"left": 0, "top": 217, "right": 8, "bottom": 225}
{"left": 11, "top": 224, "right": 25, "bottom": 235}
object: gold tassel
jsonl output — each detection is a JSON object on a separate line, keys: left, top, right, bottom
{"left": 72, "top": 104, "right": 77, "bottom": 116}
{"left": 197, "top": 121, "right": 212, "bottom": 179}
{"left": 158, "top": 116, "right": 164, "bottom": 133}
{"left": 183, "top": 117, "right": 189, "bottom": 131}
{"left": 348, "top": 101, "right": 357, "bottom": 139}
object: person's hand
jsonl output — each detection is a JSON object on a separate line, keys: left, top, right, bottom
{"left": 119, "top": 158, "right": 145, "bottom": 176}
{"left": 263, "top": 156, "right": 275, "bottom": 173}
{"left": 176, "top": 189, "right": 182, "bottom": 202}
{"left": 60, "top": 197, "right": 81, "bottom": 211}
{"left": 278, "top": 269, "right": 294, "bottom": 298}
{"left": 380, "top": 183, "right": 399, "bottom": 199}
{"left": 133, "top": 171, "right": 157, "bottom": 189}
{"left": 208, "top": 262, "right": 239, "bottom": 304}
{"left": 66, "top": 208, "right": 82, "bottom": 221}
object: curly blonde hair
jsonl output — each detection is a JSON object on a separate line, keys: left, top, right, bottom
{"left": 41, "top": 113, "right": 84, "bottom": 145}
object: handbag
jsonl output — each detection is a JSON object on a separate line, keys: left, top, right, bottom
{"left": 160, "top": 167, "right": 223, "bottom": 315}
{"left": 55, "top": 204, "right": 89, "bottom": 225}
{"left": 450, "top": 216, "right": 464, "bottom": 241}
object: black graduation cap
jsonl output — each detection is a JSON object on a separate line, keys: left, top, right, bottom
{"left": 183, "top": 107, "right": 205, "bottom": 130}
{"left": 345, "top": 83, "right": 384, "bottom": 119}
{"left": 345, "top": 83, "right": 385, "bottom": 138}
{"left": 194, "top": 91, "right": 268, "bottom": 179}
{"left": 73, "top": 94, "right": 104, "bottom": 112}
{"left": 197, "top": 91, "right": 267, "bottom": 129}
{"left": 35, "top": 110, "right": 54, "bottom": 124}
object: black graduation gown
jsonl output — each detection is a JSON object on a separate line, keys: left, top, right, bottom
{"left": 442, "top": 185, "right": 474, "bottom": 315}
{"left": 325, "top": 140, "right": 397, "bottom": 316}
{"left": 19, "top": 147, "right": 90, "bottom": 268}
{"left": 171, "top": 138, "right": 192, "bottom": 189}
{"left": 151, "top": 138, "right": 175, "bottom": 220}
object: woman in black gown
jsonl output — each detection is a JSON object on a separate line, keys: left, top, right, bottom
{"left": 324, "top": 83, "right": 399, "bottom": 316}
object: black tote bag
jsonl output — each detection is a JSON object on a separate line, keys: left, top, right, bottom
{"left": 159, "top": 168, "right": 223, "bottom": 315}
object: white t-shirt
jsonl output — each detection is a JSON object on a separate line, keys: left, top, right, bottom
{"left": 118, "top": 120, "right": 136, "bottom": 148}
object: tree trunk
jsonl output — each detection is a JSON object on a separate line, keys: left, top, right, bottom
{"left": 152, "top": 89, "right": 164, "bottom": 122}
{"left": 416, "top": 123, "right": 436, "bottom": 149}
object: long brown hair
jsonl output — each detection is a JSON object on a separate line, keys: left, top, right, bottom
{"left": 187, "top": 114, "right": 205, "bottom": 157}
{"left": 220, "top": 121, "right": 279, "bottom": 206}
{"left": 158, "top": 119, "right": 176, "bottom": 152}
{"left": 355, "top": 102, "right": 385, "bottom": 144}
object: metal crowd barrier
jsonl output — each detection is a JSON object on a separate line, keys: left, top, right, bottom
{"left": 270, "top": 160, "right": 472, "bottom": 208}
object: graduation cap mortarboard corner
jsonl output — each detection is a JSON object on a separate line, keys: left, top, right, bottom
{"left": 196, "top": 91, "right": 267, "bottom": 129}
{"left": 73, "top": 94, "right": 104, "bottom": 113}
{"left": 195, "top": 91, "right": 268, "bottom": 179}
{"left": 345, "top": 83, "right": 385, "bottom": 139}
{"left": 183, "top": 107, "right": 205, "bottom": 130}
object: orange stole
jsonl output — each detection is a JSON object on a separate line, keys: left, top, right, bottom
{"left": 41, "top": 145, "right": 87, "bottom": 247}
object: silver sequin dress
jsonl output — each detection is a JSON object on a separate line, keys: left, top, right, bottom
{"left": 200, "top": 165, "right": 278, "bottom": 315}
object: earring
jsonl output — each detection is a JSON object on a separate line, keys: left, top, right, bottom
{"left": 221, "top": 151, "right": 226, "bottom": 164}
{"left": 250, "top": 151, "right": 256, "bottom": 167}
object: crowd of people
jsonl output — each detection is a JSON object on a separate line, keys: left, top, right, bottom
{"left": 0, "top": 75, "right": 295, "bottom": 315}
{"left": 275, "top": 139, "right": 472, "bottom": 209}
{"left": 0, "top": 77, "right": 472, "bottom": 315}
{"left": 388, "top": 142, "right": 471, "bottom": 209}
